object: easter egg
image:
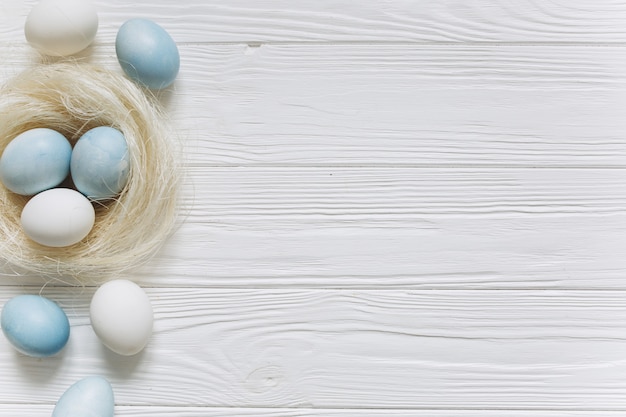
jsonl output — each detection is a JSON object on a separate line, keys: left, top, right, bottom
{"left": 90, "top": 280, "right": 153, "bottom": 356}
{"left": 21, "top": 188, "right": 95, "bottom": 247}
{"left": 25, "top": 0, "right": 99, "bottom": 56}
{"left": 115, "top": 18, "right": 180, "bottom": 89}
{"left": 71, "top": 126, "right": 130, "bottom": 200}
{"left": 0, "top": 128, "right": 72, "bottom": 196}
{"left": 52, "top": 376, "right": 114, "bottom": 417}
{"left": 1, "top": 295, "right": 70, "bottom": 357}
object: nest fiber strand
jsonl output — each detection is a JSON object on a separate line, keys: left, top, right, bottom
{"left": 0, "top": 62, "right": 180, "bottom": 282}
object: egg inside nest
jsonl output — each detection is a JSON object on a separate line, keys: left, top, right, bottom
{"left": 0, "top": 62, "right": 180, "bottom": 282}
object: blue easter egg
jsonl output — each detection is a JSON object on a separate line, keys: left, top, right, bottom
{"left": 1, "top": 295, "right": 70, "bottom": 357}
{"left": 0, "top": 128, "right": 72, "bottom": 195}
{"left": 52, "top": 376, "right": 114, "bottom": 417}
{"left": 70, "top": 126, "right": 130, "bottom": 200}
{"left": 115, "top": 18, "right": 180, "bottom": 89}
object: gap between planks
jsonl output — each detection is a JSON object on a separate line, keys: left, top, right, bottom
{"left": 7, "top": 405, "right": 626, "bottom": 415}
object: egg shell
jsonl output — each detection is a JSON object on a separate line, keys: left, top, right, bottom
{"left": 90, "top": 279, "right": 153, "bottom": 356}
{"left": 0, "top": 128, "right": 72, "bottom": 196}
{"left": 1, "top": 295, "right": 69, "bottom": 357}
{"left": 115, "top": 18, "right": 180, "bottom": 89}
{"left": 25, "top": 0, "right": 98, "bottom": 57}
{"left": 21, "top": 188, "right": 95, "bottom": 247}
{"left": 52, "top": 376, "right": 114, "bottom": 417}
{"left": 71, "top": 126, "right": 130, "bottom": 200}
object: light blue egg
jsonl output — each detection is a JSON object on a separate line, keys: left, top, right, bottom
{"left": 71, "top": 126, "right": 130, "bottom": 200}
{"left": 52, "top": 376, "right": 114, "bottom": 417}
{"left": 1, "top": 295, "right": 70, "bottom": 357}
{"left": 115, "top": 18, "right": 180, "bottom": 89}
{"left": 0, "top": 128, "right": 72, "bottom": 195}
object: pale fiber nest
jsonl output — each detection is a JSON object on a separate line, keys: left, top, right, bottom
{"left": 0, "top": 62, "right": 180, "bottom": 282}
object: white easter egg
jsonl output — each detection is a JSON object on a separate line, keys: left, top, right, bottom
{"left": 21, "top": 188, "right": 95, "bottom": 247}
{"left": 25, "top": 0, "right": 99, "bottom": 56}
{"left": 90, "top": 280, "right": 153, "bottom": 356}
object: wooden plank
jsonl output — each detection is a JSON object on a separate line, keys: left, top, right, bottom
{"left": 2, "top": 167, "right": 626, "bottom": 288}
{"left": 129, "top": 166, "right": 626, "bottom": 289}
{"left": 2, "top": 44, "right": 626, "bottom": 167}
{"left": 0, "top": 287, "right": 625, "bottom": 409}
{"left": 175, "top": 44, "right": 626, "bottom": 167}
{"left": 5, "top": 0, "right": 626, "bottom": 44}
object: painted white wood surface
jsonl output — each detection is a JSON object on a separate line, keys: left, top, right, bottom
{"left": 1, "top": 0, "right": 626, "bottom": 416}
{"left": 2, "top": 287, "right": 626, "bottom": 410}
{"left": 7, "top": 408, "right": 626, "bottom": 417}
{"left": 5, "top": 0, "right": 626, "bottom": 43}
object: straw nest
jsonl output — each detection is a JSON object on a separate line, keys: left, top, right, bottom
{"left": 0, "top": 62, "right": 180, "bottom": 283}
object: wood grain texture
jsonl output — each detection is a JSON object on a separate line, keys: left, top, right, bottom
{"left": 5, "top": 0, "right": 626, "bottom": 44}
{"left": 104, "top": 167, "right": 626, "bottom": 289}
{"left": 175, "top": 44, "right": 626, "bottom": 167}
{"left": 3, "top": 43, "right": 626, "bottom": 167}
{"left": 1, "top": 287, "right": 626, "bottom": 410}
{"left": 7, "top": 407, "right": 626, "bottom": 417}
{"left": 2, "top": 167, "right": 626, "bottom": 289}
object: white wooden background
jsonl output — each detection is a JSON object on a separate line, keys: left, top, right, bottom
{"left": 2, "top": 0, "right": 626, "bottom": 415}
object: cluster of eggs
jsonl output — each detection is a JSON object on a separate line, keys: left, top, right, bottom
{"left": 26, "top": 0, "right": 180, "bottom": 89}
{"left": 2, "top": 280, "right": 153, "bottom": 415}
{"left": 2, "top": 280, "right": 152, "bottom": 357}
{"left": 0, "top": 0, "right": 181, "bottom": 414}
{"left": 3, "top": 0, "right": 180, "bottom": 248}
{"left": 1, "top": 126, "right": 129, "bottom": 247}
